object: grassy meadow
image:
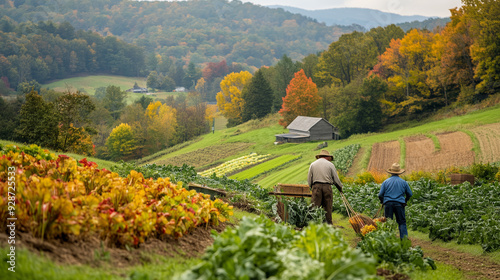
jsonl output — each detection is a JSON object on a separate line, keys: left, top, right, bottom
{"left": 42, "top": 75, "right": 181, "bottom": 104}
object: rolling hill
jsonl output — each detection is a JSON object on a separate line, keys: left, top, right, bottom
{"left": 140, "top": 103, "right": 500, "bottom": 187}
{"left": 268, "top": 6, "right": 431, "bottom": 30}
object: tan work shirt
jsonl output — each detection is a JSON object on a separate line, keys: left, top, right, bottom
{"left": 307, "top": 158, "right": 343, "bottom": 191}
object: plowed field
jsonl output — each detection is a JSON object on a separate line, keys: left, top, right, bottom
{"left": 471, "top": 123, "right": 500, "bottom": 163}
{"left": 367, "top": 141, "right": 400, "bottom": 173}
{"left": 156, "top": 142, "right": 253, "bottom": 168}
{"left": 405, "top": 132, "right": 474, "bottom": 172}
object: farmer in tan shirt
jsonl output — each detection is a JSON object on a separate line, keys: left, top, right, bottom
{"left": 308, "top": 150, "right": 344, "bottom": 225}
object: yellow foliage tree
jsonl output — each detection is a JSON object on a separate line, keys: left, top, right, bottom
{"left": 216, "top": 71, "right": 252, "bottom": 124}
{"left": 106, "top": 123, "right": 136, "bottom": 160}
{"left": 145, "top": 101, "right": 177, "bottom": 151}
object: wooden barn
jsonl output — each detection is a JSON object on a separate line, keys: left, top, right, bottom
{"left": 275, "top": 116, "right": 340, "bottom": 143}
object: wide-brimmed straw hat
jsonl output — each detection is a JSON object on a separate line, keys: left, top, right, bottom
{"left": 316, "top": 150, "right": 333, "bottom": 160}
{"left": 387, "top": 163, "right": 405, "bottom": 175}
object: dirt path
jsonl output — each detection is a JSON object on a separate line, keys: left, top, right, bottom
{"left": 410, "top": 237, "right": 500, "bottom": 280}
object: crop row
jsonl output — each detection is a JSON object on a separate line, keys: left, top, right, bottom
{"left": 229, "top": 154, "right": 301, "bottom": 181}
{"left": 112, "top": 162, "right": 277, "bottom": 215}
{"left": 332, "top": 144, "right": 361, "bottom": 174}
{"left": 0, "top": 146, "right": 233, "bottom": 247}
{"left": 178, "top": 216, "right": 434, "bottom": 279}
{"left": 332, "top": 179, "right": 500, "bottom": 252}
{"left": 198, "top": 153, "right": 271, "bottom": 177}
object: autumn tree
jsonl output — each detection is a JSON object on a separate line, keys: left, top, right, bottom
{"left": 216, "top": 71, "right": 252, "bottom": 127}
{"left": 242, "top": 69, "right": 273, "bottom": 122}
{"left": 106, "top": 123, "right": 136, "bottom": 160}
{"left": 463, "top": 0, "right": 500, "bottom": 93}
{"left": 145, "top": 101, "right": 177, "bottom": 152}
{"left": 440, "top": 8, "right": 477, "bottom": 88}
{"left": 278, "top": 69, "right": 321, "bottom": 127}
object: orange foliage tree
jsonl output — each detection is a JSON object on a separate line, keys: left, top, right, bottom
{"left": 278, "top": 69, "right": 321, "bottom": 127}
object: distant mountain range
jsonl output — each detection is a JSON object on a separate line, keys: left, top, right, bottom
{"left": 268, "top": 6, "right": 439, "bottom": 30}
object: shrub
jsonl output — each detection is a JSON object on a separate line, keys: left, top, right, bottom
{"left": 354, "top": 171, "right": 375, "bottom": 185}
{"left": 470, "top": 162, "right": 499, "bottom": 181}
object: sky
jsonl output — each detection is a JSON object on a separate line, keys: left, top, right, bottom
{"left": 242, "top": 0, "right": 463, "bottom": 18}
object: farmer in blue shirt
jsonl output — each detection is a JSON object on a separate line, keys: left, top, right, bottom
{"left": 378, "top": 163, "right": 413, "bottom": 239}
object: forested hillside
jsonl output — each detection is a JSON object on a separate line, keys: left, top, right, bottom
{"left": 0, "top": 19, "right": 144, "bottom": 88}
{"left": 0, "top": 0, "right": 360, "bottom": 69}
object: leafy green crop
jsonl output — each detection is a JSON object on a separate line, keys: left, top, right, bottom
{"left": 177, "top": 216, "right": 378, "bottom": 280}
{"left": 332, "top": 144, "right": 361, "bottom": 174}
{"left": 357, "top": 220, "right": 436, "bottom": 273}
{"left": 274, "top": 197, "right": 325, "bottom": 228}
{"left": 332, "top": 179, "right": 500, "bottom": 252}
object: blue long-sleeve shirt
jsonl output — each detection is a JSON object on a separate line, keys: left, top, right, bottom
{"left": 378, "top": 175, "right": 413, "bottom": 204}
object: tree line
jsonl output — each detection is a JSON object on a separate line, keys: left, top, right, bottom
{"left": 215, "top": 0, "right": 500, "bottom": 138}
{"left": 0, "top": 19, "right": 145, "bottom": 90}
{"left": 0, "top": 0, "right": 361, "bottom": 71}
{"left": 0, "top": 85, "right": 209, "bottom": 160}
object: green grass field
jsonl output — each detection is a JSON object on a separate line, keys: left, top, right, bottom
{"left": 229, "top": 154, "right": 301, "bottom": 181}
{"left": 42, "top": 75, "right": 180, "bottom": 104}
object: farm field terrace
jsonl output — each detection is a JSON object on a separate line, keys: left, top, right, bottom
{"left": 143, "top": 105, "right": 500, "bottom": 186}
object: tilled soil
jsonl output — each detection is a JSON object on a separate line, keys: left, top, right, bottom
{"left": 471, "top": 123, "right": 500, "bottom": 163}
{"left": 367, "top": 141, "right": 400, "bottom": 173}
{"left": 405, "top": 132, "right": 474, "bottom": 172}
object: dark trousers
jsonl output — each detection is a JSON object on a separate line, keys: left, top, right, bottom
{"left": 384, "top": 201, "right": 408, "bottom": 239}
{"left": 311, "top": 183, "right": 333, "bottom": 224}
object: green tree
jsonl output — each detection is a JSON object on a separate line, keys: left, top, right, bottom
{"left": 135, "top": 95, "right": 154, "bottom": 110}
{"left": 271, "top": 55, "right": 299, "bottom": 111}
{"left": 159, "top": 74, "right": 176, "bottom": 92}
{"left": 242, "top": 69, "right": 273, "bottom": 121}
{"left": 55, "top": 91, "right": 96, "bottom": 154}
{"left": 146, "top": 71, "right": 159, "bottom": 90}
{"left": 316, "top": 31, "right": 378, "bottom": 87}
{"left": 330, "top": 76, "right": 387, "bottom": 137}
{"left": 15, "top": 90, "right": 59, "bottom": 148}
{"left": 184, "top": 62, "right": 201, "bottom": 89}
{"left": 0, "top": 96, "right": 22, "bottom": 140}
{"left": 102, "top": 85, "right": 127, "bottom": 119}
{"left": 106, "top": 123, "right": 136, "bottom": 160}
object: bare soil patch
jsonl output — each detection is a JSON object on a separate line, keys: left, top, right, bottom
{"left": 410, "top": 237, "right": 500, "bottom": 280}
{"left": 471, "top": 123, "right": 500, "bottom": 163}
{"left": 157, "top": 142, "right": 253, "bottom": 168}
{"left": 367, "top": 141, "right": 400, "bottom": 173}
{"left": 405, "top": 132, "right": 474, "bottom": 172}
{"left": 0, "top": 222, "right": 227, "bottom": 269}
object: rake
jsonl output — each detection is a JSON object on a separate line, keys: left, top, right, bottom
{"left": 340, "top": 192, "right": 376, "bottom": 234}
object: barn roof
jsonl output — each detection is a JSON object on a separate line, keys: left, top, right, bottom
{"left": 287, "top": 116, "right": 335, "bottom": 131}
